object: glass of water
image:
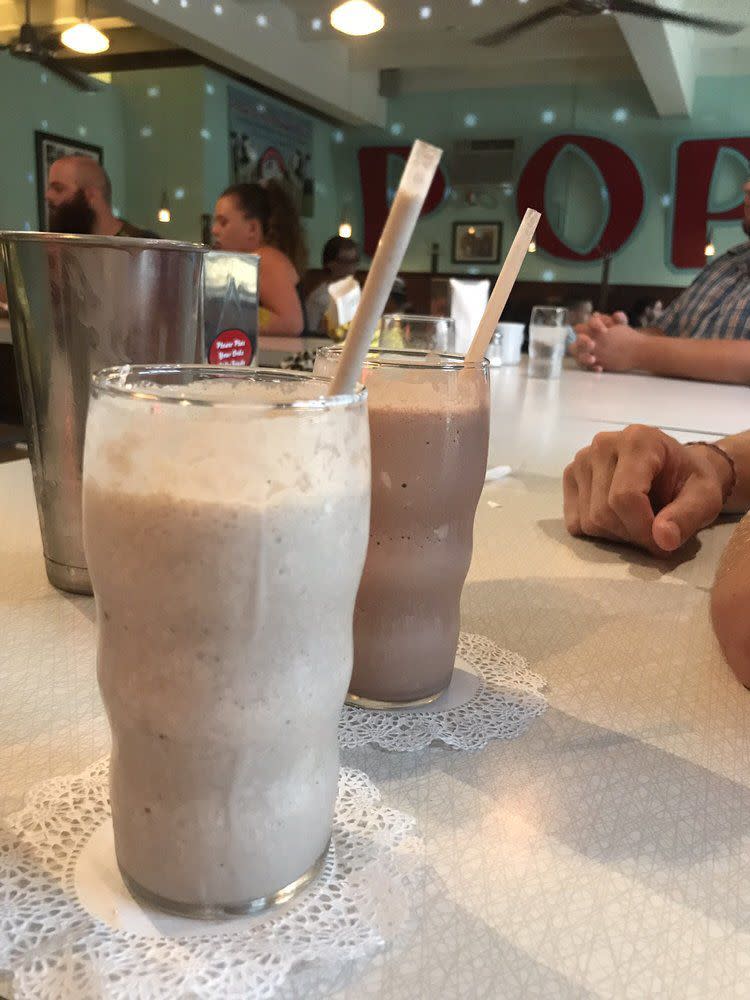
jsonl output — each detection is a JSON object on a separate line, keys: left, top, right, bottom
{"left": 528, "top": 306, "right": 568, "bottom": 379}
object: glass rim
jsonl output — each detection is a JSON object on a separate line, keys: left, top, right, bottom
{"left": 381, "top": 313, "right": 455, "bottom": 325}
{"left": 0, "top": 230, "right": 210, "bottom": 253}
{"left": 90, "top": 364, "right": 366, "bottom": 410}
{"left": 317, "top": 345, "right": 489, "bottom": 372}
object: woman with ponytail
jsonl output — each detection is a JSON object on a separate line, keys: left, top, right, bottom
{"left": 211, "top": 179, "right": 308, "bottom": 336}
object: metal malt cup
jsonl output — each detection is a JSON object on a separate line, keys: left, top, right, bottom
{"left": 0, "top": 232, "right": 257, "bottom": 595}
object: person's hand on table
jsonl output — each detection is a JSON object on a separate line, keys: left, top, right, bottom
{"left": 563, "top": 425, "right": 733, "bottom": 555}
{"left": 572, "top": 311, "right": 646, "bottom": 373}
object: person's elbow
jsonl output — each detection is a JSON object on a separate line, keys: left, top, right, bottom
{"left": 711, "top": 572, "right": 750, "bottom": 688}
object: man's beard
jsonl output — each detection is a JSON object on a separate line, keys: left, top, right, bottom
{"left": 47, "top": 189, "right": 96, "bottom": 235}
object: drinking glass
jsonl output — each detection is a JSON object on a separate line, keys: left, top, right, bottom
{"left": 83, "top": 365, "right": 370, "bottom": 917}
{"left": 528, "top": 306, "right": 568, "bottom": 379}
{"left": 378, "top": 314, "right": 456, "bottom": 353}
{"left": 315, "top": 347, "right": 490, "bottom": 708}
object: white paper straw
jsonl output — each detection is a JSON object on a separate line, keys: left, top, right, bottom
{"left": 329, "top": 140, "right": 443, "bottom": 396}
{"left": 464, "top": 209, "right": 541, "bottom": 365}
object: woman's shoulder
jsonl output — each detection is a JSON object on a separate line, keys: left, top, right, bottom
{"left": 257, "top": 245, "right": 299, "bottom": 281}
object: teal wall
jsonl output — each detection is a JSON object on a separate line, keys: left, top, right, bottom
{"left": 201, "top": 67, "right": 342, "bottom": 266}
{"left": 113, "top": 67, "right": 205, "bottom": 240}
{"left": 0, "top": 52, "right": 126, "bottom": 232}
{"left": 0, "top": 49, "right": 747, "bottom": 290}
{"left": 332, "top": 74, "right": 750, "bottom": 287}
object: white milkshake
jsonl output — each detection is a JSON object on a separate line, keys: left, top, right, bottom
{"left": 83, "top": 367, "right": 370, "bottom": 916}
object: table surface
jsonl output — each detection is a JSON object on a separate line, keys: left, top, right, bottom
{"left": 1, "top": 363, "right": 749, "bottom": 999}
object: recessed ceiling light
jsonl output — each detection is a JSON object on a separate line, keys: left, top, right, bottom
{"left": 464, "top": 112, "right": 478, "bottom": 127}
{"left": 542, "top": 269, "right": 555, "bottom": 281}
{"left": 147, "top": 85, "right": 160, "bottom": 97}
{"left": 419, "top": 5, "right": 432, "bottom": 19}
{"left": 612, "top": 107, "right": 628, "bottom": 122}
{"left": 200, "top": 128, "right": 211, "bottom": 140}
{"left": 256, "top": 13, "right": 268, "bottom": 27}
{"left": 541, "top": 108, "right": 556, "bottom": 124}
{"left": 78, "top": 125, "right": 87, "bottom": 136}
{"left": 180, "top": 0, "right": 188, "bottom": 6}
{"left": 205, "top": 82, "right": 215, "bottom": 95}
{"left": 470, "top": 0, "right": 483, "bottom": 6}
{"left": 41, "top": 119, "right": 48, "bottom": 129}
{"left": 174, "top": 188, "right": 185, "bottom": 200}
{"left": 660, "top": 193, "right": 672, "bottom": 208}
{"left": 311, "top": 17, "right": 323, "bottom": 29}
{"left": 140, "top": 125, "right": 153, "bottom": 137}
{"left": 213, "top": 3, "right": 223, "bottom": 14}
{"left": 332, "top": 128, "right": 345, "bottom": 143}
{"left": 330, "top": 0, "right": 385, "bottom": 35}
{"left": 390, "top": 122, "right": 404, "bottom": 135}
{"left": 256, "top": 103, "right": 267, "bottom": 113}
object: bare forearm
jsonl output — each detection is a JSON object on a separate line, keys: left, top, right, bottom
{"left": 716, "top": 431, "right": 750, "bottom": 512}
{"left": 632, "top": 335, "right": 750, "bottom": 385}
{"left": 711, "top": 513, "right": 750, "bottom": 688}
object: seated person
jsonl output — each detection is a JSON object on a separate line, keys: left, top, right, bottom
{"left": 629, "top": 297, "right": 664, "bottom": 329}
{"left": 566, "top": 297, "right": 593, "bottom": 329}
{"left": 564, "top": 296, "right": 593, "bottom": 350}
{"left": 212, "top": 181, "right": 307, "bottom": 337}
{"left": 306, "top": 236, "right": 360, "bottom": 333}
{"left": 563, "top": 424, "right": 750, "bottom": 685}
{"left": 571, "top": 176, "right": 750, "bottom": 384}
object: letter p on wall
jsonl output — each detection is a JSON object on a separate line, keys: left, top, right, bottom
{"left": 671, "top": 138, "right": 750, "bottom": 269}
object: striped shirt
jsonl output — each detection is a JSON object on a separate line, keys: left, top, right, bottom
{"left": 656, "top": 241, "right": 750, "bottom": 340}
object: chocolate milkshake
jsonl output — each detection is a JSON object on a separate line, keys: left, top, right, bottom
{"left": 316, "top": 349, "right": 489, "bottom": 706}
{"left": 83, "top": 367, "right": 370, "bottom": 916}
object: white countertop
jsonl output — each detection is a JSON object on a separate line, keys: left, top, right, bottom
{"left": 1, "top": 364, "right": 749, "bottom": 998}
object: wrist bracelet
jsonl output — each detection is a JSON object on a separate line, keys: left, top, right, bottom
{"left": 685, "top": 441, "right": 737, "bottom": 504}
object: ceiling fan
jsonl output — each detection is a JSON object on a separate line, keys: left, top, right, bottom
{"left": 0, "top": 0, "right": 101, "bottom": 91}
{"left": 475, "top": 0, "right": 744, "bottom": 47}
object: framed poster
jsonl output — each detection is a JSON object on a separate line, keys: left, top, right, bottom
{"left": 35, "top": 130, "right": 103, "bottom": 231}
{"left": 228, "top": 87, "right": 314, "bottom": 217}
{"left": 452, "top": 221, "right": 502, "bottom": 264}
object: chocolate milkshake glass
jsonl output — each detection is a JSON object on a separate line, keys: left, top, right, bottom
{"left": 315, "top": 348, "right": 490, "bottom": 708}
{"left": 82, "top": 365, "right": 370, "bottom": 917}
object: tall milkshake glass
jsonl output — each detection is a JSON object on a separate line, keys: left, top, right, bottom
{"left": 83, "top": 365, "right": 370, "bottom": 917}
{"left": 316, "top": 348, "right": 490, "bottom": 707}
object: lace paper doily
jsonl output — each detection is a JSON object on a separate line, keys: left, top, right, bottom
{"left": 0, "top": 759, "right": 423, "bottom": 1000}
{"left": 339, "top": 632, "right": 547, "bottom": 752}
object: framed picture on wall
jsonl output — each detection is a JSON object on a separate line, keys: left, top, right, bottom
{"left": 452, "top": 221, "right": 502, "bottom": 264}
{"left": 35, "top": 130, "right": 104, "bottom": 231}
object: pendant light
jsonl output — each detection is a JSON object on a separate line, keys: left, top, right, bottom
{"left": 330, "top": 0, "right": 384, "bottom": 36}
{"left": 61, "top": 0, "right": 110, "bottom": 54}
{"left": 704, "top": 228, "right": 716, "bottom": 258}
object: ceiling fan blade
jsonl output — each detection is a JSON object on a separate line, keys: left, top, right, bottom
{"left": 39, "top": 54, "right": 101, "bottom": 91}
{"left": 474, "top": 4, "right": 568, "bottom": 47}
{"left": 608, "top": 0, "right": 743, "bottom": 35}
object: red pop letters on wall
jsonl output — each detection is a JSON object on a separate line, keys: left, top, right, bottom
{"left": 515, "top": 134, "right": 644, "bottom": 261}
{"left": 671, "top": 138, "right": 750, "bottom": 269}
{"left": 358, "top": 135, "right": 749, "bottom": 269}
{"left": 358, "top": 146, "right": 447, "bottom": 257}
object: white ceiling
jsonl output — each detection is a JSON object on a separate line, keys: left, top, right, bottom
{"left": 1, "top": 0, "right": 747, "bottom": 122}
{"left": 275, "top": 0, "right": 750, "bottom": 85}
